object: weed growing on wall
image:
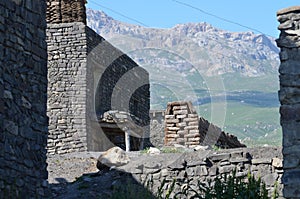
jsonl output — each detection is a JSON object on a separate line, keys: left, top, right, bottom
{"left": 111, "top": 170, "right": 278, "bottom": 199}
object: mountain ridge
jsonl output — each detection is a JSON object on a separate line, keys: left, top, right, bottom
{"left": 86, "top": 8, "right": 279, "bottom": 77}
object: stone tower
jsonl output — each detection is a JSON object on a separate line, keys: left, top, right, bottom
{"left": 46, "top": 0, "right": 150, "bottom": 154}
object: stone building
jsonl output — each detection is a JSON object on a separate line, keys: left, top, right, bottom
{"left": 277, "top": 6, "right": 300, "bottom": 198}
{"left": 46, "top": 0, "right": 150, "bottom": 154}
{"left": 0, "top": 0, "right": 48, "bottom": 197}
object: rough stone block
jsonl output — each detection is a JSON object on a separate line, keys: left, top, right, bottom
{"left": 184, "top": 126, "right": 198, "bottom": 130}
{"left": 174, "top": 110, "right": 188, "bottom": 115}
{"left": 262, "top": 173, "right": 278, "bottom": 186}
{"left": 219, "top": 165, "right": 236, "bottom": 174}
{"left": 188, "top": 114, "right": 198, "bottom": 118}
{"left": 166, "top": 119, "right": 179, "bottom": 124}
{"left": 176, "top": 122, "right": 187, "bottom": 127}
{"left": 166, "top": 127, "right": 180, "bottom": 131}
{"left": 183, "top": 118, "right": 198, "bottom": 122}
{"left": 252, "top": 158, "right": 272, "bottom": 165}
{"left": 184, "top": 133, "right": 200, "bottom": 138}
{"left": 165, "top": 115, "right": 175, "bottom": 119}
{"left": 166, "top": 134, "right": 179, "bottom": 139}
{"left": 208, "top": 153, "right": 230, "bottom": 162}
{"left": 272, "top": 158, "right": 283, "bottom": 169}
{"left": 195, "top": 166, "right": 208, "bottom": 176}
{"left": 172, "top": 105, "right": 187, "bottom": 110}
{"left": 176, "top": 114, "right": 187, "bottom": 119}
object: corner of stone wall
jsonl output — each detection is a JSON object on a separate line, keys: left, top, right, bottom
{"left": 47, "top": 22, "right": 88, "bottom": 154}
{"left": 1, "top": 0, "right": 48, "bottom": 197}
{"left": 276, "top": 6, "right": 300, "bottom": 198}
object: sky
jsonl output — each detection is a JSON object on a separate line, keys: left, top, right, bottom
{"left": 86, "top": 0, "right": 299, "bottom": 38}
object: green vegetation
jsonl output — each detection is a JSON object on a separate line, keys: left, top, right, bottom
{"left": 148, "top": 65, "right": 281, "bottom": 147}
{"left": 111, "top": 171, "right": 279, "bottom": 199}
{"left": 160, "top": 147, "right": 184, "bottom": 153}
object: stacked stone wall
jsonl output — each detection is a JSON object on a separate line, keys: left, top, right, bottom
{"left": 165, "top": 102, "right": 200, "bottom": 147}
{"left": 276, "top": 6, "right": 300, "bottom": 198}
{"left": 161, "top": 101, "right": 245, "bottom": 148}
{"left": 120, "top": 147, "right": 284, "bottom": 198}
{"left": 47, "top": 23, "right": 88, "bottom": 154}
{"left": 0, "top": 0, "right": 48, "bottom": 197}
{"left": 46, "top": 0, "right": 86, "bottom": 24}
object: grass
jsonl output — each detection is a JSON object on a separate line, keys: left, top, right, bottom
{"left": 195, "top": 101, "right": 281, "bottom": 146}
{"left": 111, "top": 170, "right": 279, "bottom": 199}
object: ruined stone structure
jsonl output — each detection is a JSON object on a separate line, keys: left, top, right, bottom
{"left": 277, "top": 6, "right": 300, "bottom": 198}
{"left": 0, "top": 0, "right": 48, "bottom": 197}
{"left": 163, "top": 101, "right": 245, "bottom": 149}
{"left": 46, "top": 0, "right": 150, "bottom": 154}
{"left": 119, "top": 147, "right": 283, "bottom": 198}
{"left": 165, "top": 101, "right": 201, "bottom": 147}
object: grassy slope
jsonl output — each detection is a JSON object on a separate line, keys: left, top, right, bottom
{"left": 148, "top": 66, "right": 282, "bottom": 146}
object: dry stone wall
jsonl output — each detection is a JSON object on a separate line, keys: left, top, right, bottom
{"left": 165, "top": 101, "right": 200, "bottom": 147}
{"left": 47, "top": 22, "right": 88, "bottom": 154}
{"left": 161, "top": 101, "right": 245, "bottom": 149}
{"left": 119, "top": 147, "right": 284, "bottom": 198}
{"left": 276, "top": 6, "right": 300, "bottom": 198}
{"left": 0, "top": 0, "right": 48, "bottom": 197}
{"left": 46, "top": 0, "right": 86, "bottom": 24}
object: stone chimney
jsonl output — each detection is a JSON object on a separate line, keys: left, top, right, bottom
{"left": 46, "top": 0, "right": 87, "bottom": 24}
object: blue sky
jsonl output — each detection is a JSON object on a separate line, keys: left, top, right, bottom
{"left": 87, "top": 0, "right": 299, "bottom": 38}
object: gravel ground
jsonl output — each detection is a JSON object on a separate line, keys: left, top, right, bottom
{"left": 46, "top": 151, "right": 144, "bottom": 199}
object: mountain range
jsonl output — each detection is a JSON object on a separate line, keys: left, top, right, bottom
{"left": 86, "top": 9, "right": 282, "bottom": 146}
{"left": 87, "top": 9, "right": 279, "bottom": 77}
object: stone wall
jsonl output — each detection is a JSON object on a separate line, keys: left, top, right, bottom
{"left": 276, "top": 6, "right": 300, "bottom": 198}
{"left": 156, "top": 101, "right": 245, "bottom": 149}
{"left": 47, "top": 23, "right": 88, "bottom": 154}
{"left": 165, "top": 101, "right": 201, "bottom": 147}
{"left": 149, "top": 110, "right": 165, "bottom": 147}
{"left": 46, "top": 0, "right": 86, "bottom": 24}
{"left": 119, "top": 147, "right": 284, "bottom": 198}
{"left": 0, "top": 0, "right": 48, "bottom": 197}
{"left": 47, "top": 22, "right": 150, "bottom": 154}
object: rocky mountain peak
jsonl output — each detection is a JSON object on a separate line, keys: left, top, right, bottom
{"left": 86, "top": 9, "right": 279, "bottom": 77}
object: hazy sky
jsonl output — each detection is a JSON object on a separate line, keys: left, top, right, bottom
{"left": 87, "top": 0, "right": 299, "bottom": 38}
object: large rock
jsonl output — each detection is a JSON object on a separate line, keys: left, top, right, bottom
{"left": 97, "top": 147, "right": 130, "bottom": 170}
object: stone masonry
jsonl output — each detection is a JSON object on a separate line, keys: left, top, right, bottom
{"left": 119, "top": 147, "right": 284, "bottom": 198}
{"left": 149, "top": 110, "right": 165, "bottom": 147}
{"left": 163, "top": 101, "right": 245, "bottom": 149}
{"left": 276, "top": 6, "right": 300, "bottom": 198}
{"left": 165, "top": 101, "right": 201, "bottom": 147}
{"left": 46, "top": 1, "right": 150, "bottom": 154}
{"left": 46, "top": 0, "right": 86, "bottom": 24}
{"left": 0, "top": 0, "right": 48, "bottom": 198}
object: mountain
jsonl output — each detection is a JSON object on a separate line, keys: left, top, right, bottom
{"left": 87, "top": 9, "right": 279, "bottom": 77}
{"left": 86, "top": 9, "right": 282, "bottom": 146}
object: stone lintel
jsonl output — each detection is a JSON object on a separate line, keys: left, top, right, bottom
{"left": 277, "top": 6, "right": 300, "bottom": 16}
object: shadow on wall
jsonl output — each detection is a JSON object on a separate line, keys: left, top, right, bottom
{"left": 46, "top": 170, "right": 157, "bottom": 199}
{"left": 86, "top": 28, "right": 150, "bottom": 151}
